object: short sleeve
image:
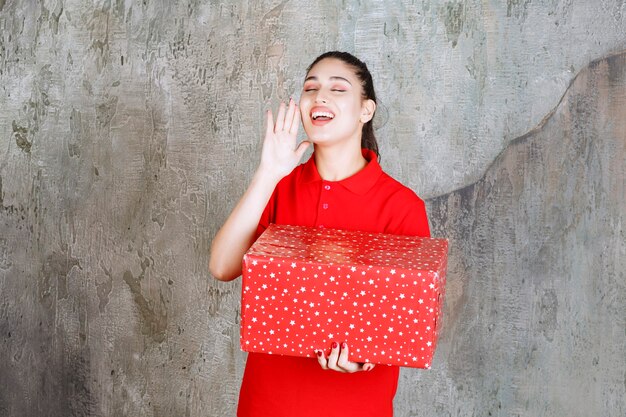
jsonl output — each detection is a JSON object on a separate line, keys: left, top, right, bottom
{"left": 397, "top": 197, "right": 430, "bottom": 237}
{"left": 385, "top": 192, "right": 431, "bottom": 238}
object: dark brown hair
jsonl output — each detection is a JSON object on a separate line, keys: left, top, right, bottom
{"left": 306, "top": 51, "right": 379, "bottom": 158}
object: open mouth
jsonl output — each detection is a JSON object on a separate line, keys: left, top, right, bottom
{"left": 311, "top": 111, "right": 335, "bottom": 121}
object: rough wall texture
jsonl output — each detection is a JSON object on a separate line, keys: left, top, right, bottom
{"left": 399, "top": 52, "right": 626, "bottom": 417}
{"left": 0, "top": 1, "right": 624, "bottom": 416}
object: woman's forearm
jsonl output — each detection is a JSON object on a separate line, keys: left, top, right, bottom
{"left": 209, "top": 169, "right": 279, "bottom": 281}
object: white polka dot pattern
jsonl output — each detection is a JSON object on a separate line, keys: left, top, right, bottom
{"left": 241, "top": 224, "right": 448, "bottom": 369}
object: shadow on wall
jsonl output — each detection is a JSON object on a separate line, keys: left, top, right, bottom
{"left": 408, "top": 51, "right": 626, "bottom": 416}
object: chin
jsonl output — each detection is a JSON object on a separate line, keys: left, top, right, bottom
{"left": 303, "top": 128, "right": 327, "bottom": 143}
{"left": 306, "top": 134, "right": 333, "bottom": 145}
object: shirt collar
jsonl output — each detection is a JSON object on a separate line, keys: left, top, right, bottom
{"left": 299, "top": 149, "right": 382, "bottom": 195}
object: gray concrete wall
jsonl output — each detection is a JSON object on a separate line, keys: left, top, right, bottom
{"left": 402, "top": 52, "right": 626, "bottom": 417}
{"left": 0, "top": 1, "right": 624, "bottom": 416}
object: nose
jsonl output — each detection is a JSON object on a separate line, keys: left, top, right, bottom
{"left": 314, "top": 91, "right": 328, "bottom": 104}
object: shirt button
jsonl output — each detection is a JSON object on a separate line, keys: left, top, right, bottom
{"left": 324, "top": 185, "right": 331, "bottom": 190}
{"left": 322, "top": 203, "right": 329, "bottom": 209}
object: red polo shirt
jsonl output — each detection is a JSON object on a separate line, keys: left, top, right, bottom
{"left": 238, "top": 149, "right": 430, "bottom": 417}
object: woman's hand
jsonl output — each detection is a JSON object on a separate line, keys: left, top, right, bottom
{"left": 259, "top": 98, "right": 311, "bottom": 182}
{"left": 315, "top": 342, "right": 376, "bottom": 373}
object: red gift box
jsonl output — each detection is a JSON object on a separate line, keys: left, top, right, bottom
{"left": 240, "top": 224, "right": 448, "bottom": 368}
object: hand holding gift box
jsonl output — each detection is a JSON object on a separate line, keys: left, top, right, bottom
{"left": 241, "top": 224, "right": 448, "bottom": 369}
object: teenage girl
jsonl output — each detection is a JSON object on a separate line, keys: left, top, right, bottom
{"left": 210, "top": 51, "right": 430, "bottom": 417}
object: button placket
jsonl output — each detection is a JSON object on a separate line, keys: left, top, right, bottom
{"left": 318, "top": 182, "right": 331, "bottom": 227}
{"left": 321, "top": 182, "right": 331, "bottom": 211}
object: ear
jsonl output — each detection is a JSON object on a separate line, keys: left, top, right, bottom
{"left": 360, "top": 99, "right": 376, "bottom": 123}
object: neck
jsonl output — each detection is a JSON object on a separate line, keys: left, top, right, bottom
{"left": 314, "top": 141, "right": 368, "bottom": 181}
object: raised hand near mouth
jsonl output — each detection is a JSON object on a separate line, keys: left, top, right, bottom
{"left": 209, "top": 97, "right": 310, "bottom": 282}
{"left": 259, "top": 98, "right": 311, "bottom": 182}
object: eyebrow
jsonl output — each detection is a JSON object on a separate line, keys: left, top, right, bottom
{"left": 304, "top": 75, "right": 353, "bottom": 85}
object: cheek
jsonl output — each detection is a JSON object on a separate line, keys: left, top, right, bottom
{"left": 338, "top": 100, "right": 361, "bottom": 118}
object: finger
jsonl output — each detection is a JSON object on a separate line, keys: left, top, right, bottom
{"left": 315, "top": 349, "right": 328, "bottom": 370}
{"left": 274, "top": 102, "right": 286, "bottom": 132}
{"left": 337, "top": 342, "right": 361, "bottom": 373}
{"left": 284, "top": 98, "right": 296, "bottom": 133}
{"left": 326, "top": 341, "right": 345, "bottom": 372}
{"left": 288, "top": 101, "right": 300, "bottom": 136}
{"left": 362, "top": 363, "right": 376, "bottom": 372}
{"left": 265, "top": 109, "right": 274, "bottom": 140}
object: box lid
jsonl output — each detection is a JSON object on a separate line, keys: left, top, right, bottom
{"left": 247, "top": 224, "right": 448, "bottom": 272}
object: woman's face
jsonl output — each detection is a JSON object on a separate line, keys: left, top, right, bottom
{"left": 299, "top": 58, "right": 375, "bottom": 146}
